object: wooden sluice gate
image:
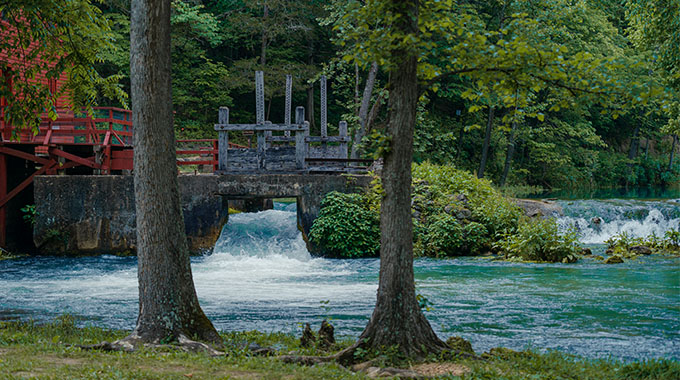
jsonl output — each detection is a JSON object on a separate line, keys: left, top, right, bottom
{"left": 214, "top": 71, "right": 371, "bottom": 174}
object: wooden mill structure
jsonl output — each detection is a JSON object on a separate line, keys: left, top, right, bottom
{"left": 0, "top": 71, "right": 370, "bottom": 251}
{"left": 214, "top": 71, "right": 369, "bottom": 173}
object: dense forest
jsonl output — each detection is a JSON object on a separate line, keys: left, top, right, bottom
{"left": 85, "top": 0, "right": 679, "bottom": 191}
{"left": 1, "top": 0, "right": 677, "bottom": 191}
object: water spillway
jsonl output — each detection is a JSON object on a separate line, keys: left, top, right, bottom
{"left": 555, "top": 198, "right": 680, "bottom": 244}
{"left": 1, "top": 201, "right": 678, "bottom": 361}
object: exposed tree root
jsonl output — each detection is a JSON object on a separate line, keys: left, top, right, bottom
{"left": 75, "top": 333, "right": 225, "bottom": 357}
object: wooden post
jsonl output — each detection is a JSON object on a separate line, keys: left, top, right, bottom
{"left": 0, "top": 152, "right": 6, "bottom": 248}
{"left": 339, "top": 120, "right": 348, "bottom": 159}
{"left": 265, "top": 121, "right": 272, "bottom": 149}
{"left": 212, "top": 140, "right": 218, "bottom": 172}
{"left": 255, "top": 71, "right": 265, "bottom": 125}
{"left": 257, "top": 130, "right": 266, "bottom": 171}
{"left": 256, "top": 71, "right": 266, "bottom": 170}
{"left": 295, "top": 106, "right": 307, "bottom": 170}
{"left": 285, "top": 74, "right": 292, "bottom": 138}
{"left": 320, "top": 75, "right": 327, "bottom": 138}
{"left": 218, "top": 107, "right": 229, "bottom": 172}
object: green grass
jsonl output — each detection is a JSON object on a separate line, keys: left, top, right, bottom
{"left": 0, "top": 316, "right": 677, "bottom": 379}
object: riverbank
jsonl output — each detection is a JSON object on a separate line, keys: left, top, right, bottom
{"left": 1, "top": 317, "right": 677, "bottom": 379}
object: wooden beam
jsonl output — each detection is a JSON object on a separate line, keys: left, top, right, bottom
{"left": 256, "top": 70, "right": 265, "bottom": 125}
{"left": 0, "top": 147, "right": 51, "bottom": 165}
{"left": 0, "top": 161, "right": 57, "bottom": 209}
{"left": 306, "top": 157, "right": 373, "bottom": 163}
{"left": 285, "top": 74, "right": 292, "bottom": 137}
{"left": 48, "top": 148, "right": 101, "bottom": 169}
{"left": 339, "top": 121, "right": 348, "bottom": 159}
{"left": 305, "top": 136, "right": 351, "bottom": 143}
{"left": 214, "top": 123, "right": 307, "bottom": 132}
{"left": 295, "top": 107, "right": 307, "bottom": 170}
{"left": 320, "top": 75, "right": 327, "bottom": 137}
{"left": 268, "top": 136, "right": 296, "bottom": 143}
{"left": 218, "top": 107, "right": 229, "bottom": 171}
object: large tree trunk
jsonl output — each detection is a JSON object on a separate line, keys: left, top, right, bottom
{"left": 351, "top": 61, "right": 379, "bottom": 159}
{"left": 128, "top": 0, "right": 219, "bottom": 344}
{"left": 478, "top": 106, "right": 495, "bottom": 179}
{"left": 349, "top": 0, "right": 447, "bottom": 360}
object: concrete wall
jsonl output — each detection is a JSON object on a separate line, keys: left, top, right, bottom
{"left": 212, "top": 174, "right": 371, "bottom": 241}
{"left": 33, "top": 175, "right": 228, "bottom": 255}
{"left": 33, "top": 173, "right": 371, "bottom": 255}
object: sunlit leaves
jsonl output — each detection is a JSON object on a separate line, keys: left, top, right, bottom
{"left": 0, "top": 0, "right": 127, "bottom": 134}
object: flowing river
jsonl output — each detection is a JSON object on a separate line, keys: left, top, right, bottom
{"left": 1, "top": 200, "right": 679, "bottom": 361}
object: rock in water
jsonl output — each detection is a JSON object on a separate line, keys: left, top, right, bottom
{"left": 300, "top": 323, "right": 316, "bottom": 348}
{"left": 604, "top": 256, "right": 624, "bottom": 264}
{"left": 317, "top": 319, "right": 335, "bottom": 349}
{"left": 512, "top": 199, "right": 563, "bottom": 218}
{"left": 580, "top": 248, "right": 592, "bottom": 256}
{"left": 629, "top": 245, "right": 653, "bottom": 255}
{"left": 446, "top": 336, "right": 474, "bottom": 354}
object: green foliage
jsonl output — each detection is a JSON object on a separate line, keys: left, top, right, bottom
{"left": 312, "top": 163, "right": 524, "bottom": 258}
{"left": 1, "top": 316, "right": 678, "bottom": 379}
{"left": 605, "top": 229, "right": 680, "bottom": 257}
{"left": 0, "top": 0, "right": 127, "bottom": 134}
{"left": 309, "top": 192, "right": 380, "bottom": 258}
{"left": 422, "top": 215, "right": 489, "bottom": 257}
{"left": 497, "top": 218, "right": 580, "bottom": 263}
{"left": 20, "top": 204, "right": 37, "bottom": 226}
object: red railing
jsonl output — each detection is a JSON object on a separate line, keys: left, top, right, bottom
{"left": 0, "top": 107, "right": 247, "bottom": 171}
{"left": 176, "top": 139, "right": 247, "bottom": 172}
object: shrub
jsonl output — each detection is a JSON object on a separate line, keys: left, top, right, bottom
{"left": 311, "top": 163, "right": 524, "bottom": 259}
{"left": 423, "top": 215, "right": 490, "bottom": 257}
{"left": 497, "top": 218, "right": 580, "bottom": 263}
{"left": 605, "top": 229, "right": 680, "bottom": 256}
{"left": 309, "top": 192, "right": 380, "bottom": 258}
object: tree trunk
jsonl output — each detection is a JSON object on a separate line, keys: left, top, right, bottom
{"left": 354, "top": 63, "right": 360, "bottom": 115}
{"left": 350, "top": 0, "right": 447, "bottom": 359}
{"left": 351, "top": 61, "right": 379, "bottom": 159}
{"left": 128, "top": 0, "right": 219, "bottom": 344}
{"left": 260, "top": 2, "right": 268, "bottom": 66}
{"left": 628, "top": 124, "right": 641, "bottom": 161}
{"left": 625, "top": 121, "right": 641, "bottom": 188}
{"left": 477, "top": 106, "right": 494, "bottom": 179}
{"left": 499, "top": 119, "right": 517, "bottom": 187}
{"left": 644, "top": 137, "right": 649, "bottom": 159}
{"left": 306, "top": 40, "right": 315, "bottom": 129}
{"left": 669, "top": 134, "right": 678, "bottom": 171}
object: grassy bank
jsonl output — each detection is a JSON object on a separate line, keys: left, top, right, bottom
{"left": 1, "top": 317, "right": 677, "bottom": 379}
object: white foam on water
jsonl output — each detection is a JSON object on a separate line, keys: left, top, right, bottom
{"left": 191, "top": 206, "right": 375, "bottom": 306}
{"left": 556, "top": 200, "right": 680, "bottom": 244}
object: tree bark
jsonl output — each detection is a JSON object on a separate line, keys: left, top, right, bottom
{"left": 128, "top": 0, "right": 219, "bottom": 344}
{"left": 260, "top": 2, "right": 268, "bottom": 66}
{"left": 351, "top": 61, "right": 379, "bottom": 159}
{"left": 499, "top": 119, "right": 517, "bottom": 187}
{"left": 306, "top": 39, "right": 315, "bottom": 129}
{"left": 349, "top": 0, "right": 447, "bottom": 359}
{"left": 625, "top": 120, "right": 641, "bottom": 188}
{"left": 477, "top": 106, "right": 495, "bottom": 179}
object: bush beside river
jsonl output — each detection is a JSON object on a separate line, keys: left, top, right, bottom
{"left": 310, "top": 163, "right": 580, "bottom": 262}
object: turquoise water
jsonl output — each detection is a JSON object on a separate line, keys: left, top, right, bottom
{"left": 0, "top": 201, "right": 678, "bottom": 361}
